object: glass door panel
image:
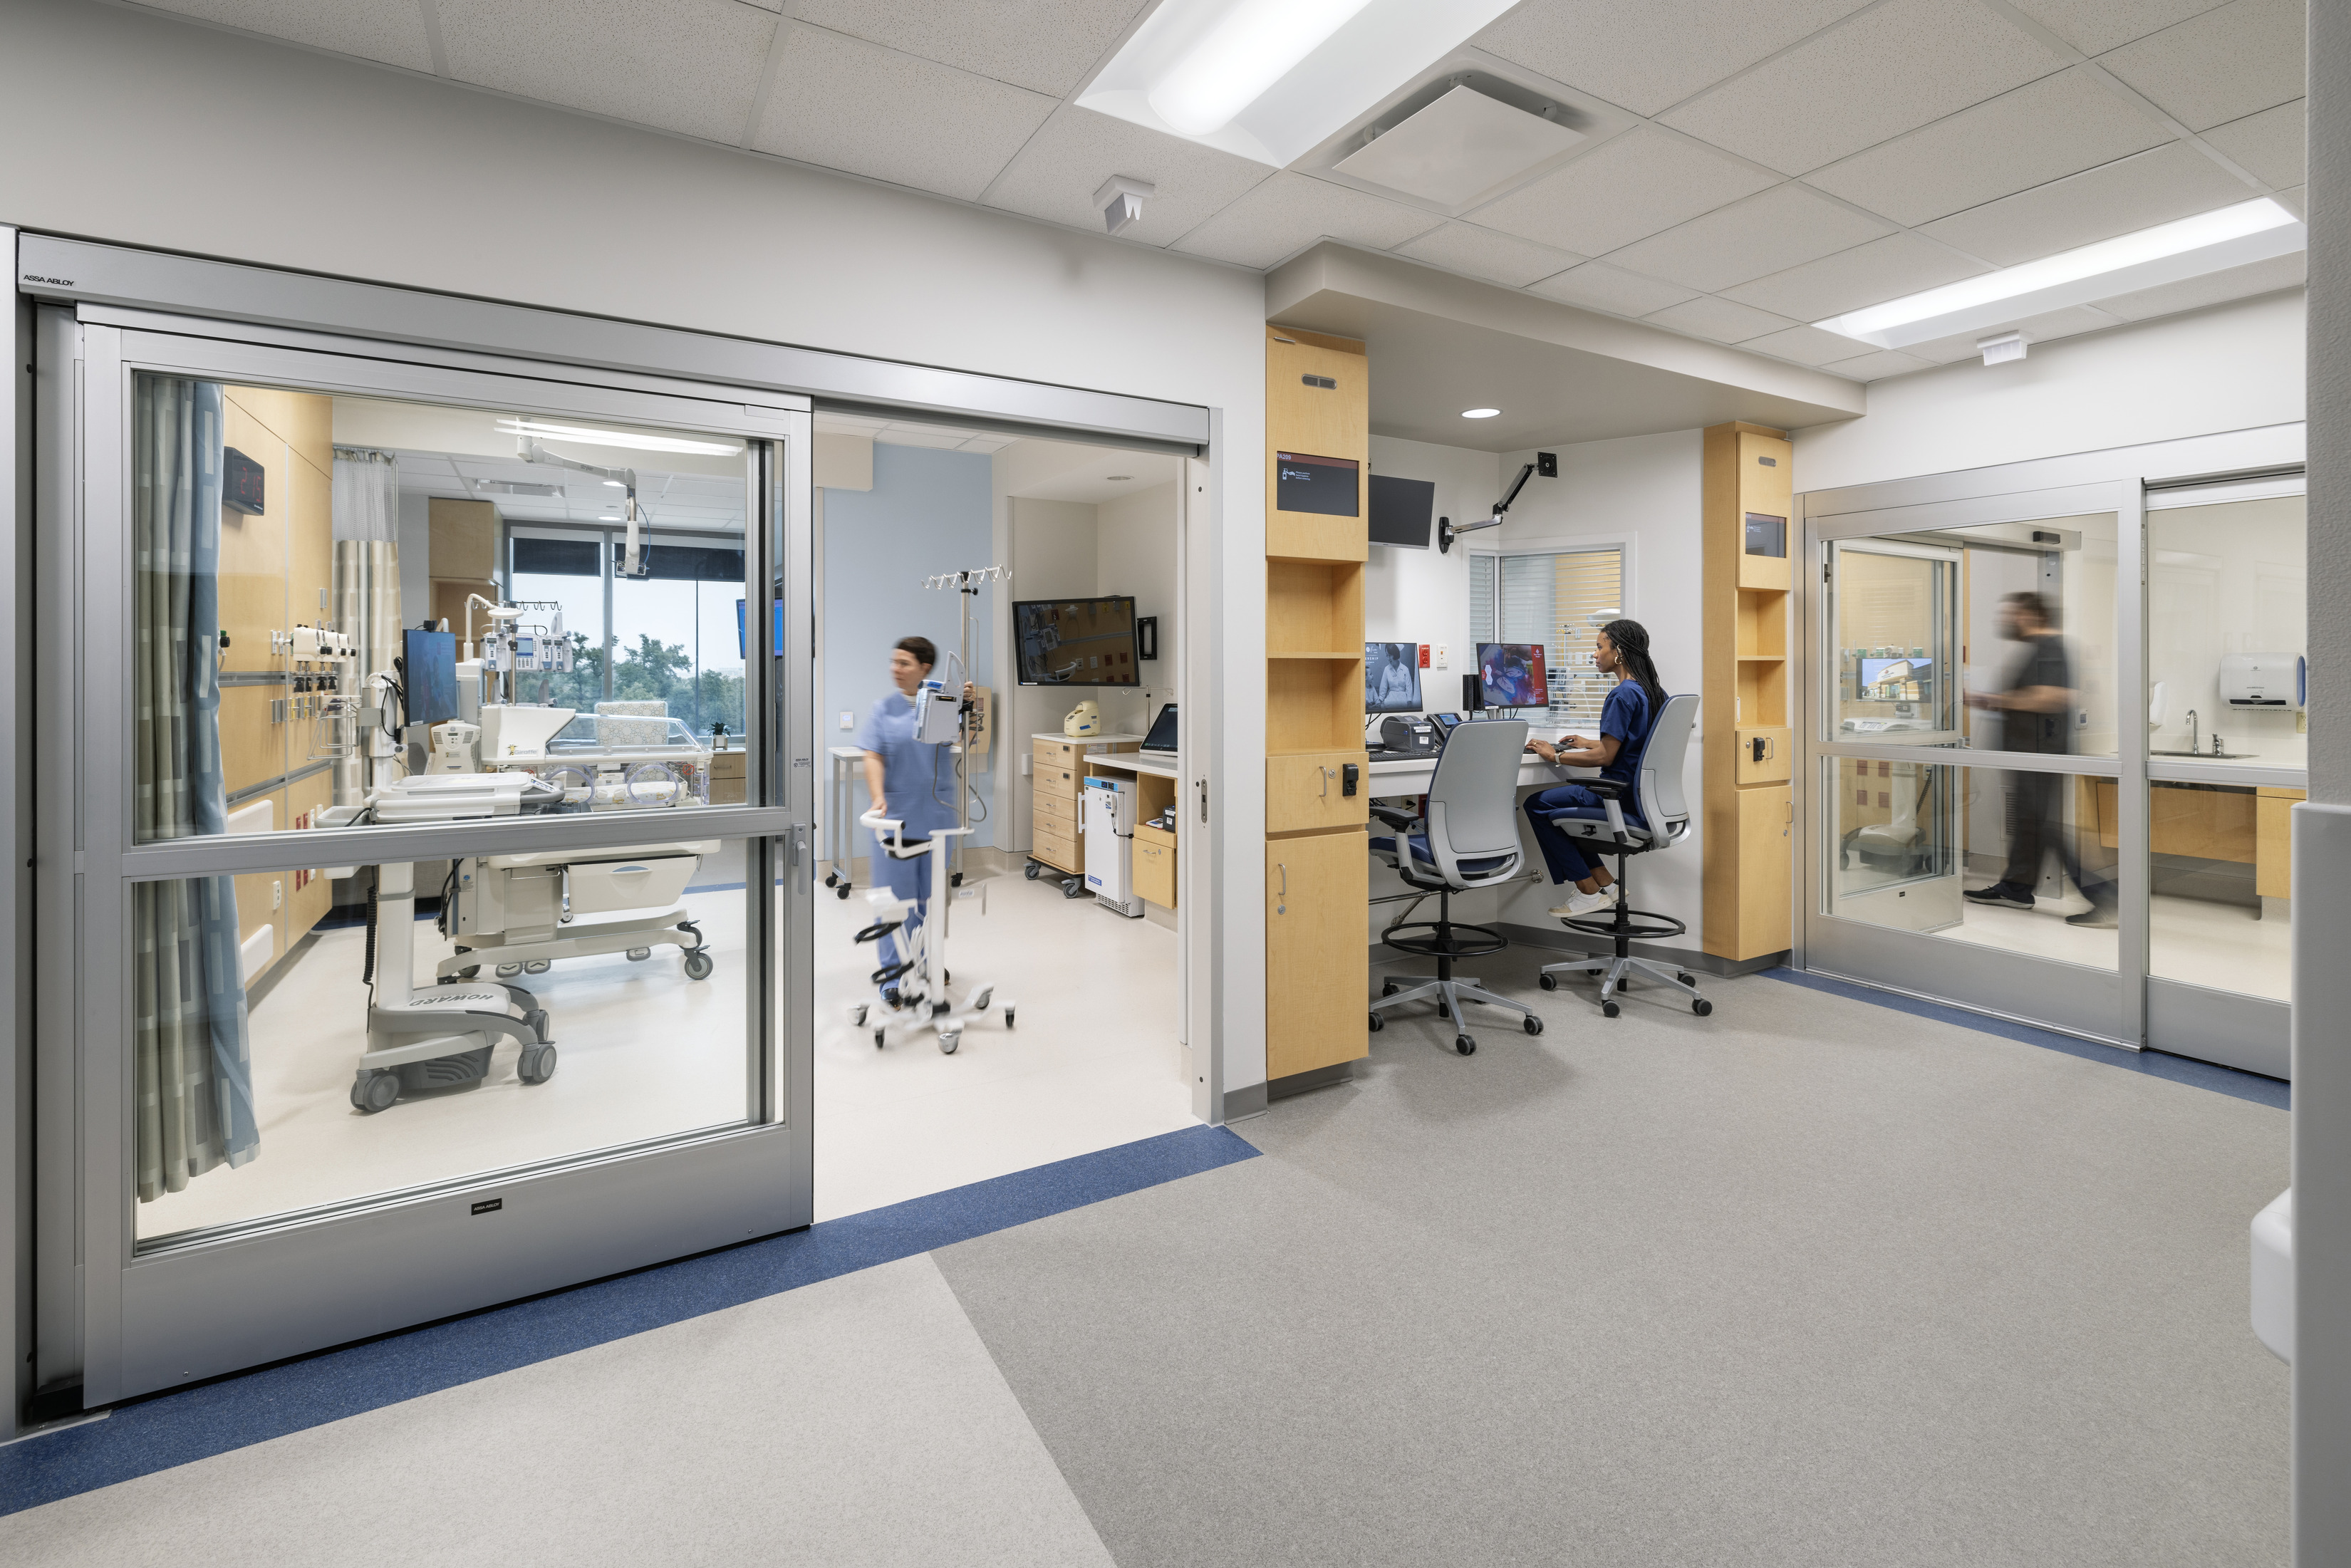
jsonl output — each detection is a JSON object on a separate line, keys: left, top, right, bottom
{"left": 1830, "top": 541, "right": 1958, "bottom": 740}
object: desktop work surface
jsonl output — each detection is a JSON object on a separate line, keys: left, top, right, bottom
{"left": 1366, "top": 754, "right": 1590, "bottom": 796}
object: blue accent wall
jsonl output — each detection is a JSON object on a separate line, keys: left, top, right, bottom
{"left": 825, "top": 443, "right": 996, "bottom": 848}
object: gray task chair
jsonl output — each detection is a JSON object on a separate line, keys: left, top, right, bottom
{"left": 1369, "top": 717, "right": 1544, "bottom": 1056}
{"left": 1537, "top": 693, "right": 1713, "bottom": 1019}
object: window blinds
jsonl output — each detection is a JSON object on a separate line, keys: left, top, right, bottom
{"left": 1470, "top": 548, "right": 1624, "bottom": 727}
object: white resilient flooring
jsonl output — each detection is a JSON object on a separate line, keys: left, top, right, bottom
{"left": 1940, "top": 880, "right": 2293, "bottom": 1001}
{"left": 140, "top": 855, "right": 1190, "bottom": 1243}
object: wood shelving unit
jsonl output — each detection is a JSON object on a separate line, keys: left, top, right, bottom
{"left": 1702, "top": 422, "right": 1795, "bottom": 960}
{"left": 1264, "top": 325, "right": 1371, "bottom": 1080}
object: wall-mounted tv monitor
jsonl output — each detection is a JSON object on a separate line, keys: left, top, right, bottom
{"left": 403, "top": 628, "right": 459, "bottom": 727}
{"left": 1368, "top": 474, "right": 1435, "bottom": 549}
{"left": 1365, "top": 642, "right": 1423, "bottom": 714}
{"left": 1014, "top": 596, "right": 1140, "bottom": 686}
{"left": 1476, "top": 642, "right": 1548, "bottom": 710}
{"left": 1275, "top": 452, "right": 1359, "bottom": 517}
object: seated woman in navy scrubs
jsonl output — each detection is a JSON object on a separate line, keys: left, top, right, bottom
{"left": 1520, "top": 618, "right": 1668, "bottom": 919}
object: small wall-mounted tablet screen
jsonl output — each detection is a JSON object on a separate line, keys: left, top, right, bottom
{"left": 1744, "top": 512, "right": 1787, "bottom": 557}
{"left": 1276, "top": 452, "right": 1360, "bottom": 517}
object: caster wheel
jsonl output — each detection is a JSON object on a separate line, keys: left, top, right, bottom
{"left": 1693, "top": 999, "right": 1713, "bottom": 1017}
{"left": 523, "top": 1009, "right": 551, "bottom": 1041}
{"left": 1063, "top": 880, "right": 1084, "bottom": 900}
{"left": 852, "top": 1003, "right": 869, "bottom": 1027}
{"left": 627, "top": 947, "right": 652, "bottom": 962}
{"left": 950, "top": 871, "right": 964, "bottom": 888}
{"left": 836, "top": 884, "right": 851, "bottom": 900}
{"left": 1382, "top": 981, "right": 1398, "bottom": 997}
{"left": 1602, "top": 1001, "right": 1620, "bottom": 1019}
{"left": 457, "top": 965, "right": 480, "bottom": 980}
{"left": 683, "top": 950, "right": 714, "bottom": 980}
{"left": 1004, "top": 1008, "right": 1016, "bottom": 1029}
{"left": 970, "top": 986, "right": 992, "bottom": 1012}
{"left": 524, "top": 959, "right": 551, "bottom": 975}
{"left": 1024, "top": 862, "right": 1041, "bottom": 881}
{"left": 824, "top": 871, "right": 839, "bottom": 888}
{"left": 939, "top": 1032, "right": 960, "bottom": 1055}
{"left": 1524, "top": 1015, "right": 1543, "bottom": 1035}
{"left": 1618, "top": 975, "right": 1633, "bottom": 990}
{"left": 1368, "top": 1011, "right": 1384, "bottom": 1032}
{"left": 1537, "top": 972, "right": 1558, "bottom": 992}
{"left": 351, "top": 1070, "right": 398, "bottom": 1114}
{"left": 518, "top": 1044, "right": 557, "bottom": 1086}
{"left": 1678, "top": 973, "right": 1695, "bottom": 987}
{"left": 1454, "top": 1035, "right": 1476, "bottom": 1056}
{"left": 873, "top": 1029, "right": 886, "bottom": 1049}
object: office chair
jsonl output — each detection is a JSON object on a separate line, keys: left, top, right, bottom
{"left": 1369, "top": 717, "right": 1542, "bottom": 1056}
{"left": 1537, "top": 693, "right": 1712, "bottom": 1019}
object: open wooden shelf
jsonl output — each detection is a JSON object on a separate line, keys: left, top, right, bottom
{"left": 1270, "top": 650, "right": 1363, "bottom": 660}
{"left": 1703, "top": 421, "right": 1795, "bottom": 963}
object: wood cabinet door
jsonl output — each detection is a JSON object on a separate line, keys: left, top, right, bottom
{"left": 1267, "top": 752, "right": 1369, "bottom": 833}
{"left": 1266, "top": 829, "right": 1369, "bottom": 1079}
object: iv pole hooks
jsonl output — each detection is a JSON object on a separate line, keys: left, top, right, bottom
{"left": 919, "top": 565, "right": 1009, "bottom": 892}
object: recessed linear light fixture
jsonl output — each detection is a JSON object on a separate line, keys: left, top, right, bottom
{"left": 1079, "top": 0, "right": 1519, "bottom": 167}
{"left": 1461, "top": 407, "right": 1501, "bottom": 419}
{"left": 495, "top": 417, "right": 742, "bottom": 457}
{"left": 1816, "top": 198, "right": 2304, "bottom": 351}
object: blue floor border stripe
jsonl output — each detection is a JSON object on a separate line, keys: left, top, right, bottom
{"left": 0, "top": 1123, "right": 1260, "bottom": 1517}
{"left": 1763, "top": 967, "right": 2290, "bottom": 1111}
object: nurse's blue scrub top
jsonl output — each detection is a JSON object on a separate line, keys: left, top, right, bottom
{"left": 856, "top": 690, "right": 957, "bottom": 843}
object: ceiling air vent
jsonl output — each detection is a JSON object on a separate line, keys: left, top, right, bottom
{"left": 1334, "top": 85, "right": 1584, "bottom": 207}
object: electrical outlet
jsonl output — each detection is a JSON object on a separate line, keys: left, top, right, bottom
{"left": 271, "top": 880, "right": 283, "bottom": 910}
{"left": 839, "top": 711, "right": 854, "bottom": 730}
{"left": 1433, "top": 645, "right": 1448, "bottom": 670}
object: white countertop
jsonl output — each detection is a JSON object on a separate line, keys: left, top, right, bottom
{"left": 1366, "top": 754, "right": 1591, "bottom": 794}
{"left": 1031, "top": 731, "right": 1147, "bottom": 744}
{"left": 1085, "top": 752, "right": 1180, "bottom": 780}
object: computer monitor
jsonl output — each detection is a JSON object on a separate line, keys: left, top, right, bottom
{"left": 1141, "top": 702, "right": 1178, "bottom": 754}
{"left": 1367, "top": 474, "right": 1435, "bottom": 549}
{"left": 403, "top": 628, "right": 460, "bottom": 727}
{"left": 1013, "top": 596, "right": 1141, "bottom": 686}
{"left": 1364, "top": 642, "right": 1423, "bottom": 714}
{"left": 1475, "top": 643, "right": 1548, "bottom": 710}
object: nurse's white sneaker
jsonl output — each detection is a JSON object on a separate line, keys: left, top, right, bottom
{"left": 1549, "top": 888, "right": 1612, "bottom": 918}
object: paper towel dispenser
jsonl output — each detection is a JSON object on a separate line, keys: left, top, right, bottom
{"left": 2220, "top": 652, "right": 2305, "bottom": 709}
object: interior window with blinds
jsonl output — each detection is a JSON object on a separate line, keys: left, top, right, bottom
{"left": 1469, "top": 549, "right": 1624, "bottom": 727}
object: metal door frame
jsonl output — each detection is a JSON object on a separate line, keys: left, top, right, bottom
{"left": 1796, "top": 424, "right": 2306, "bottom": 1068}
{"left": 34, "top": 313, "right": 816, "bottom": 1406}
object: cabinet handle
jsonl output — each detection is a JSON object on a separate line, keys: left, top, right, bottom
{"left": 1276, "top": 861, "right": 1286, "bottom": 915}
{"left": 1321, "top": 767, "right": 1332, "bottom": 798}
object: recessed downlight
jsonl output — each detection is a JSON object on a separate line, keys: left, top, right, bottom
{"left": 1461, "top": 407, "right": 1501, "bottom": 419}
{"left": 1107, "top": 474, "right": 1133, "bottom": 482}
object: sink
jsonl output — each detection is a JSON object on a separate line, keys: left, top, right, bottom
{"left": 2151, "top": 749, "right": 2257, "bottom": 759}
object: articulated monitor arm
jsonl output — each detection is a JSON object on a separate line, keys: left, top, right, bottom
{"left": 519, "top": 437, "right": 645, "bottom": 576}
{"left": 1438, "top": 450, "right": 1558, "bottom": 553}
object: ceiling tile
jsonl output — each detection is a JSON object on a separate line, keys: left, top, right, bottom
{"left": 1804, "top": 68, "right": 2171, "bottom": 226}
{"left": 2089, "top": 248, "right": 2306, "bottom": 319}
{"left": 1171, "top": 173, "right": 1443, "bottom": 269}
{"left": 1470, "top": 0, "right": 1873, "bottom": 117}
{"left": 792, "top": 0, "right": 1147, "bottom": 96}
{"left": 133, "top": 0, "right": 433, "bottom": 69}
{"left": 1920, "top": 141, "right": 2255, "bottom": 264}
{"left": 2098, "top": 0, "right": 2305, "bottom": 131}
{"left": 437, "top": 0, "right": 777, "bottom": 144}
{"left": 1895, "top": 304, "right": 2127, "bottom": 361}
{"left": 1603, "top": 184, "right": 1889, "bottom": 293}
{"left": 1819, "top": 348, "right": 1939, "bottom": 381}
{"left": 1723, "top": 232, "right": 1989, "bottom": 320}
{"left": 981, "top": 105, "right": 1271, "bottom": 247}
{"left": 1738, "top": 324, "right": 1882, "bottom": 367}
{"left": 1392, "top": 223, "right": 1586, "bottom": 289}
{"left": 1658, "top": 0, "right": 2068, "bottom": 175}
{"left": 2202, "top": 98, "right": 2305, "bottom": 188}
{"left": 1465, "top": 127, "right": 1777, "bottom": 256}
{"left": 751, "top": 24, "right": 1058, "bottom": 201}
{"left": 1524, "top": 261, "right": 1698, "bottom": 317}
{"left": 1641, "top": 295, "right": 1798, "bottom": 343}
{"left": 2275, "top": 184, "right": 2306, "bottom": 217}
{"left": 2005, "top": 0, "right": 2226, "bottom": 55}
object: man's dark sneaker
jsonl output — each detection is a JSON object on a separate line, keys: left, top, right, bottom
{"left": 1963, "top": 881, "right": 2034, "bottom": 910}
{"left": 2066, "top": 903, "right": 2119, "bottom": 929}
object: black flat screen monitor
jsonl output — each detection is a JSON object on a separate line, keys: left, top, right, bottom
{"left": 1475, "top": 642, "right": 1548, "bottom": 710}
{"left": 1014, "top": 596, "right": 1140, "bottom": 686}
{"left": 1141, "top": 702, "right": 1178, "bottom": 754}
{"left": 403, "top": 628, "right": 460, "bottom": 727}
{"left": 1368, "top": 474, "right": 1435, "bottom": 549}
{"left": 1365, "top": 642, "right": 1423, "bottom": 714}
{"left": 1275, "top": 452, "right": 1359, "bottom": 517}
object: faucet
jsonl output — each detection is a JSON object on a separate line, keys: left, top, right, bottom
{"left": 2186, "top": 709, "right": 2198, "bottom": 754}
{"left": 2213, "top": 732, "right": 2224, "bottom": 757}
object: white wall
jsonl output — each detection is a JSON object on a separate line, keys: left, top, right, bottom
{"left": 1793, "top": 291, "right": 2306, "bottom": 494}
{"left": 1490, "top": 430, "right": 1708, "bottom": 945}
{"left": 1364, "top": 435, "right": 1495, "bottom": 709}
{"left": 0, "top": 0, "right": 1272, "bottom": 1098}
{"left": 1096, "top": 480, "right": 1183, "bottom": 737}
{"left": 1005, "top": 497, "right": 1099, "bottom": 853}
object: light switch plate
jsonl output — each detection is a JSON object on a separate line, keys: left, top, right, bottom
{"left": 1434, "top": 645, "right": 1448, "bottom": 669}
{"left": 839, "top": 711, "right": 854, "bottom": 730}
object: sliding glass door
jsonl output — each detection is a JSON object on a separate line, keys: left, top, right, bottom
{"left": 36, "top": 311, "right": 815, "bottom": 1407}
{"left": 1801, "top": 450, "right": 2304, "bottom": 1078}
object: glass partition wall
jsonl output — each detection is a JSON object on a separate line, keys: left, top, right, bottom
{"left": 1802, "top": 455, "right": 2303, "bottom": 1079}
{"left": 36, "top": 313, "right": 814, "bottom": 1408}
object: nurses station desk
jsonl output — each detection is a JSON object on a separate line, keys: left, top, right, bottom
{"left": 1365, "top": 754, "right": 1589, "bottom": 796}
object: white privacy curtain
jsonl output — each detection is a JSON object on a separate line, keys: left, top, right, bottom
{"left": 133, "top": 376, "right": 259, "bottom": 1199}
{"left": 331, "top": 446, "right": 399, "bottom": 541}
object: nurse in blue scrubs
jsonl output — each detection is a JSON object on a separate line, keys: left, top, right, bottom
{"left": 857, "top": 635, "right": 972, "bottom": 994}
{"left": 1521, "top": 618, "right": 1668, "bottom": 920}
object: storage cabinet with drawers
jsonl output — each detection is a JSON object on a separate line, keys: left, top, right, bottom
{"left": 1029, "top": 732, "right": 1138, "bottom": 877}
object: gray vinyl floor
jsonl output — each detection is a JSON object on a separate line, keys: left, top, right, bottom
{"left": 14, "top": 967, "right": 2288, "bottom": 1567}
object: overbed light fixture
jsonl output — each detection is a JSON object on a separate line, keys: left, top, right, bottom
{"left": 495, "top": 417, "right": 742, "bottom": 457}
{"left": 1816, "top": 198, "right": 2305, "bottom": 351}
{"left": 1079, "top": 0, "right": 1520, "bottom": 167}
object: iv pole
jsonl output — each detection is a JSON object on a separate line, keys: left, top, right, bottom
{"left": 922, "top": 564, "right": 1010, "bottom": 899}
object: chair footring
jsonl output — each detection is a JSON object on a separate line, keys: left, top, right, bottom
{"left": 1380, "top": 920, "right": 1509, "bottom": 961}
{"left": 1555, "top": 906, "right": 1686, "bottom": 942}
